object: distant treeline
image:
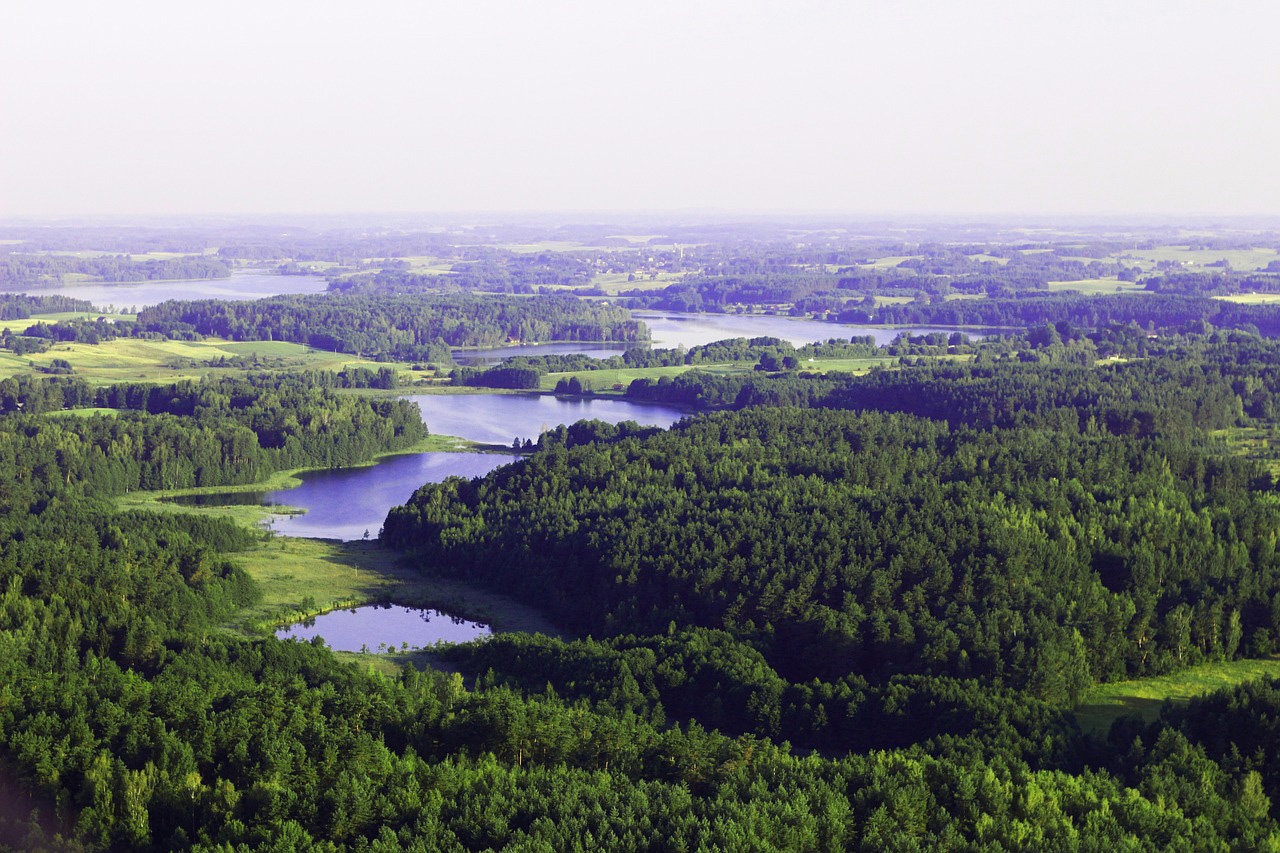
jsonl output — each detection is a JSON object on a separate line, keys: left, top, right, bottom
{"left": 0, "top": 292, "right": 96, "bottom": 319}
{"left": 454, "top": 336, "right": 892, "bottom": 390}
{"left": 0, "top": 373, "right": 427, "bottom": 503}
{"left": 852, "top": 292, "right": 1280, "bottom": 334}
{"left": 0, "top": 254, "right": 231, "bottom": 287}
{"left": 134, "top": 293, "right": 647, "bottom": 362}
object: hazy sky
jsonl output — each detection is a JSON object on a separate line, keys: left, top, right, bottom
{"left": 2, "top": 1, "right": 1277, "bottom": 217}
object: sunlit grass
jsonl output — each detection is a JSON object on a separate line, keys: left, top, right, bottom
{"left": 0, "top": 334, "right": 423, "bottom": 383}
{"left": 1047, "top": 279, "right": 1148, "bottom": 295}
{"left": 1120, "top": 246, "right": 1278, "bottom": 271}
{"left": 232, "top": 537, "right": 561, "bottom": 639}
{"left": 1075, "top": 658, "right": 1280, "bottom": 734}
{"left": 1215, "top": 293, "right": 1280, "bottom": 304}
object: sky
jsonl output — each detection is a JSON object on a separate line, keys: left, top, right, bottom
{"left": 2, "top": 1, "right": 1277, "bottom": 218}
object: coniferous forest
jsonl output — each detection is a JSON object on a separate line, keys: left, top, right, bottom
{"left": 8, "top": 221, "right": 1280, "bottom": 848}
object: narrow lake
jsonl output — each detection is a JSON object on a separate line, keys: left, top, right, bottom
{"left": 452, "top": 342, "right": 628, "bottom": 366}
{"left": 8, "top": 270, "right": 329, "bottom": 311}
{"left": 276, "top": 604, "right": 491, "bottom": 651}
{"left": 184, "top": 451, "right": 520, "bottom": 541}
{"left": 635, "top": 311, "right": 980, "bottom": 350}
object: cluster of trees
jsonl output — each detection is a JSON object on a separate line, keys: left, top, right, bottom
{"left": 852, "top": 292, "right": 1280, "bottom": 335}
{"left": 0, "top": 293, "right": 96, "bottom": 319}
{"left": 382, "top": 402, "right": 1275, "bottom": 703}
{"left": 135, "top": 294, "right": 647, "bottom": 362}
{"left": 0, "top": 254, "right": 230, "bottom": 286}
{"left": 3, "top": 370, "right": 1272, "bottom": 848}
{"left": 0, "top": 374, "right": 427, "bottom": 506}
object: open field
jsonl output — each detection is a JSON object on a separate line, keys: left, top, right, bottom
{"left": 0, "top": 333, "right": 423, "bottom": 384}
{"left": 43, "top": 407, "right": 120, "bottom": 418}
{"left": 394, "top": 256, "right": 455, "bottom": 275}
{"left": 1047, "top": 279, "right": 1148, "bottom": 295}
{"left": 1119, "top": 246, "right": 1279, "bottom": 272}
{"left": 540, "top": 364, "right": 699, "bottom": 392}
{"left": 1215, "top": 293, "right": 1280, "bottom": 304}
{"left": 2, "top": 311, "right": 136, "bottom": 332}
{"left": 858, "top": 255, "right": 920, "bottom": 270}
{"left": 590, "top": 271, "right": 683, "bottom": 294}
{"left": 231, "top": 537, "right": 561, "bottom": 638}
{"left": 495, "top": 241, "right": 586, "bottom": 253}
{"left": 1075, "top": 658, "right": 1280, "bottom": 734}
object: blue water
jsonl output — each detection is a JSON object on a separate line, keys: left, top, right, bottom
{"left": 276, "top": 604, "right": 490, "bottom": 651}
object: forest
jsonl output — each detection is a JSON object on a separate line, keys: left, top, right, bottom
{"left": 0, "top": 255, "right": 231, "bottom": 287}
{"left": 8, "top": 221, "right": 1280, "bottom": 848}
{"left": 133, "top": 294, "right": 647, "bottom": 363}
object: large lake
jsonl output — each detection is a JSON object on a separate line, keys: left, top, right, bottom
{"left": 8, "top": 271, "right": 328, "bottom": 311}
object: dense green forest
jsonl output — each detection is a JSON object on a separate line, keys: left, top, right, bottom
{"left": 10, "top": 219, "right": 1280, "bottom": 848}
{"left": 134, "top": 294, "right": 646, "bottom": 363}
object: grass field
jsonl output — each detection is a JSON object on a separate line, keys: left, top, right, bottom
{"left": 1075, "top": 658, "right": 1280, "bottom": 734}
{"left": 1047, "top": 279, "right": 1149, "bottom": 295}
{"left": 495, "top": 241, "right": 586, "bottom": 253}
{"left": 1215, "top": 293, "right": 1280, "bottom": 304}
{"left": 1119, "top": 246, "right": 1279, "bottom": 272}
{"left": 590, "top": 272, "right": 683, "bottom": 294}
{"left": 2, "top": 311, "right": 136, "bottom": 333}
{"left": 859, "top": 255, "right": 920, "bottom": 270}
{"left": 44, "top": 407, "right": 120, "bottom": 418}
{"left": 230, "top": 538, "right": 561, "bottom": 639}
{"left": 0, "top": 333, "right": 423, "bottom": 384}
{"left": 539, "top": 364, "right": 698, "bottom": 392}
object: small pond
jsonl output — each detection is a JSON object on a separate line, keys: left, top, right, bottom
{"left": 276, "top": 603, "right": 490, "bottom": 651}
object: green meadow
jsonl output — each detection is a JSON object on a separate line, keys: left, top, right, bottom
{"left": 0, "top": 334, "right": 426, "bottom": 384}
{"left": 1047, "top": 279, "right": 1149, "bottom": 295}
{"left": 1075, "top": 658, "right": 1280, "bottom": 734}
{"left": 1120, "top": 246, "right": 1279, "bottom": 272}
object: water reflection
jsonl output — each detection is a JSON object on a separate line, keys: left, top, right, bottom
{"left": 276, "top": 603, "right": 491, "bottom": 651}
{"left": 407, "top": 393, "right": 684, "bottom": 446}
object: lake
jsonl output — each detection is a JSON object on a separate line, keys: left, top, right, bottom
{"left": 635, "top": 311, "right": 978, "bottom": 349}
{"left": 276, "top": 604, "right": 490, "bottom": 651}
{"left": 452, "top": 342, "right": 628, "bottom": 366}
{"left": 174, "top": 395, "right": 684, "bottom": 541}
{"left": 406, "top": 392, "right": 686, "bottom": 446}
{"left": 263, "top": 451, "right": 520, "bottom": 541}
{"left": 444, "top": 312, "right": 983, "bottom": 363}
{"left": 8, "top": 270, "right": 328, "bottom": 311}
